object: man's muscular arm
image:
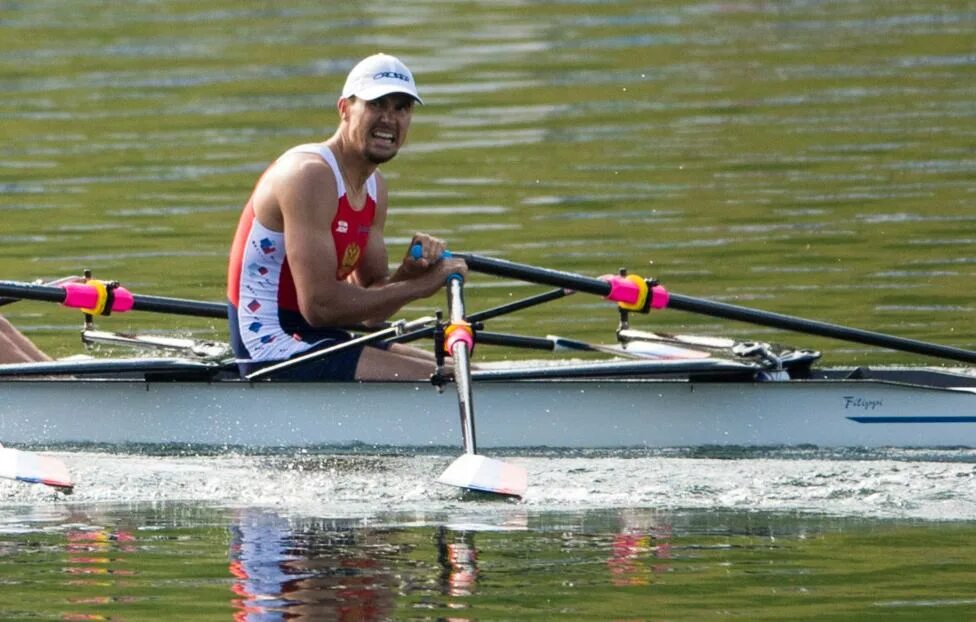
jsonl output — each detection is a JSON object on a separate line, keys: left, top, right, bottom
{"left": 351, "top": 173, "right": 451, "bottom": 287}
{"left": 271, "top": 156, "right": 463, "bottom": 327}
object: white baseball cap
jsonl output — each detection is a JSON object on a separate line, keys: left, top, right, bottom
{"left": 341, "top": 53, "right": 423, "bottom": 104}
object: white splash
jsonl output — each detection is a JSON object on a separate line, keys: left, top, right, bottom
{"left": 2, "top": 450, "right": 974, "bottom": 522}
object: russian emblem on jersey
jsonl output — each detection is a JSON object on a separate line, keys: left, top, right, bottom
{"left": 337, "top": 242, "right": 361, "bottom": 279}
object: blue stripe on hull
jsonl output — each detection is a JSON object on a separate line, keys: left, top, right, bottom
{"left": 849, "top": 416, "right": 976, "bottom": 424}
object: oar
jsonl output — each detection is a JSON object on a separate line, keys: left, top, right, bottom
{"left": 436, "top": 274, "right": 528, "bottom": 498}
{"left": 245, "top": 316, "right": 435, "bottom": 381}
{"left": 0, "top": 444, "right": 73, "bottom": 492}
{"left": 454, "top": 252, "right": 644, "bottom": 299}
{"left": 661, "top": 294, "right": 976, "bottom": 364}
{"left": 477, "top": 331, "right": 602, "bottom": 353}
{"left": 384, "top": 286, "right": 574, "bottom": 346}
{"left": 453, "top": 251, "right": 976, "bottom": 365}
{"left": 0, "top": 276, "right": 83, "bottom": 308}
{"left": 0, "top": 279, "right": 226, "bottom": 318}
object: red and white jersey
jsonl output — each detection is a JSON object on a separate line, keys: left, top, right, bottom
{"left": 226, "top": 144, "right": 377, "bottom": 361}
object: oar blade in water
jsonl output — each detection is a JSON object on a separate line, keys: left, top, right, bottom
{"left": 438, "top": 453, "right": 528, "bottom": 498}
{"left": 0, "top": 446, "right": 74, "bottom": 492}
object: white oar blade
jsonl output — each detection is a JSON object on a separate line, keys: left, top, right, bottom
{"left": 0, "top": 447, "right": 74, "bottom": 491}
{"left": 438, "top": 453, "right": 528, "bottom": 498}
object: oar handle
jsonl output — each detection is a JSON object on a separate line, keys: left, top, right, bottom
{"left": 410, "top": 243, "right": 453, "bottom": 261}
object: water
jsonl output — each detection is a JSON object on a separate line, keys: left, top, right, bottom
{"left": 2, "top": 449, "right": 976, "bottom": 619}
{"left": 4, "top": 448, "right": 976, "bottom": 520}
{"left": 3, "top": 0, "right": 974, "bottom": 359}
{"left": 4, "top": 504, "right": 976, "bottom": 621}
{"left": 3, "top": 0, "right": 976, "bottom": 618}
{"left": 1, "top": 503, "right": 972, "bottom": 621}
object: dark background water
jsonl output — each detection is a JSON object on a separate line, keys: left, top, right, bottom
{"left": 2, "top": 1, "right": 976, "bottom": 619}
{"left": 2, "top": 0, "right": 974, "bottom": 363}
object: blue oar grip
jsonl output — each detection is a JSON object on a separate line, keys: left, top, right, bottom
{"left": 410, "top": 243, "right": 452, "bottom": 261}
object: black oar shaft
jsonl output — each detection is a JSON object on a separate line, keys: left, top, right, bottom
{"left": 384, "top": 287, "right": 572, "bottom": 346}
{"left": 0, "top": 282, "right": 66, "bottom": 304}
{"left": 454, "top": 253, "right": 612, "bottom": 297}
{"left": 0, "top": 280, "right": 225, "bottom": 319}
{"left": 129, "top": 294, "right": 225, "bottom": 318}
{"left": 667, "top": 293, "right": 976, "bottom": 364}
{"left": 456, "top": 252, "right": 976, "bottom": 364}
{"left": 477, "top": 331, "right": 559, "bottom": 351}
{"left": 470, "top": 287, "right": 573, "bottom": 321}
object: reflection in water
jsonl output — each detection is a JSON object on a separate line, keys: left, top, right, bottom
{"left": 4, "top": 505, "right": 976, "bottom": 619}
{"left": 225, "top": 509, "right": 678, "bottom": 618}
{"left": 228, "top": 509, "right": 394, "bottom": 621}
{"left": 607, "top": 511, "right": 672, "bottom": 587}
{"left": 229, "top": 510, "right": 298, "bottom": 620}
{"left": 62, "top": 528, "right": 139, "bottom": 620}
{"left": 437, "top": 527, "right": 478, "bottom": 598}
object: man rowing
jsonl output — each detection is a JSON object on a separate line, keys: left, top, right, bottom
{"left": 227, "top": 53, "right": 466, "bottom": 381}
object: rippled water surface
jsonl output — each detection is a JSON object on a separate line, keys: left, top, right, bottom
{"left": 3, "top": 0, "right": 974, "bottom": 360}
{"left": 2, "top": 0, "right": 976, "bottom": 619}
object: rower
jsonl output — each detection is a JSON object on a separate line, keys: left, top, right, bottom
{"left": 225, "top": 53, "right": 467, "bottom": 381}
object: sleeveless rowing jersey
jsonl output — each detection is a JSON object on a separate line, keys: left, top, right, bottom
{"left": 226, "top": 144, "right": 378, "bottom": 362}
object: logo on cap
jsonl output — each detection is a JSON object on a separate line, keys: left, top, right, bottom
{"left": 374, "top": 71, "right": 410, "bottom": 83}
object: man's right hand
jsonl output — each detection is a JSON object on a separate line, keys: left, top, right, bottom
{"left": 405, "top": 233, "right": 449, "bottom": 268}
{"left": 412, "top": 253, "right": 468, "bottom": 298}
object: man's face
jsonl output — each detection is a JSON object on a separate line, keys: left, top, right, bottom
{"left": 343, "top": 93, "right": 415, "bottom": 164}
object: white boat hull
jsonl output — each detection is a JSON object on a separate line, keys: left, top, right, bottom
{"left": 2, "top": 376, "right": 975, "bottom": 449}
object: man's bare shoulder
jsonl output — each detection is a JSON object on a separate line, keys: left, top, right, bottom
{"left": 272, "top": 151, "right": 335, "bottom": 188}
{"left": 372, "top": 169, "right": 389, "bottom": 205}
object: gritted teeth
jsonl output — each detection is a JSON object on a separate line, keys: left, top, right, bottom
{"left": 372, "top": 130, "right": 395, "bottom": 143}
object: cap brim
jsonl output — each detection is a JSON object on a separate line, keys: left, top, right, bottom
{"left": 348, "top": 84, "right": 423, "bottom": 105}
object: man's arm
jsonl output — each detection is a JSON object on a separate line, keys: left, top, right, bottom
{"left": 273, "top": 157, "right": 463, "bottom": 327}
{"left": 352, "top": 172, "right": 449, "bottom": 282}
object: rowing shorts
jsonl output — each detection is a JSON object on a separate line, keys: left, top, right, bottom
{"left": 228, "top": 303, "right": 389, "bottom": 381}
{"left": 236, "top": 338, "right": 366, "bottom": 382}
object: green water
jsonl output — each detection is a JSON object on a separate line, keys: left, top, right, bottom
{"left": 2, "top": 0, "right": 974, "bottom": 362}
{"left": 2, "top": 505, "right": 975, "bottom": 621}
{"left": 2, "top": 1, "right": 976, "bottom": 618}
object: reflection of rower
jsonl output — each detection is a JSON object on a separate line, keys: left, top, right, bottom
{"left": 59, "top": 528, "right": 138, "bottom": 618}
{"left": 228, "top": 509, "right": 299, "bottom": 620}
{"left": 607, "top": 513, "right": 673, "bottom": 587}
{"left": 228, "top": 509, "right": 396, "bottom": 620}
{"left": 436, "top": 527, "right": 479, "bottom": 596}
